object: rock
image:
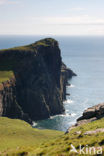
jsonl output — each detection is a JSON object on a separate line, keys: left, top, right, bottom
{"left": 66, "top": 83, "right": 71, "bottom": 86}
{"left": 0, "top": 38, "right": 76, "bottom": 123}
{"left": 66, "top": 93, "right": 70, "bottom": 96}
{"left": 75, "top": 117, "right": 97, "bottom": 127}
{"left": 68, "top": 103, "right": 104, "bottom": 132}
{"left": 60, "top": 63, "right": 76, "bottom": 100}
{"left": 77, "top": 103, "right": 104, "bottom": 121}
{"left": 64, "top": 130, "right": 69, "bottom": 134}
{"left": 84, "top": 128, "right": 104, "bottom": 135}
{"left": 74, "top": 131, "right": 81, "bottom": 135}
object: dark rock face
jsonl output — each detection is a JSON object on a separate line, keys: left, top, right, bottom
{"left": 0, "top": 80, "right": 32, "bottom": 124}
{"left": 0, "top": 38, "right": 76, "bottom": 123}
{"left": 60, "top": 63, "right": 76, "bottom": 100}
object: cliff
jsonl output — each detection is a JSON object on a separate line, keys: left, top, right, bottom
{"left": 61, "top": 63, "right": 76, "bottom": 100}
{"left": 0, "top": 38, "right": 76, "bottom": 123}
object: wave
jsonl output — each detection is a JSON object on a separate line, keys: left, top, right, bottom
{"left": 50, "top": 112, "right": 77, "bottom": 119}
{"left": 66, "top": 109, "right": 69, "bottom": 112}
{"left": 69, "top": 120, "right": 76, "bottom": 126}
{"left": 67, "top": 84, "right": 75, "bottom": 88}
{"left": 50, "top": 115, "right": 59, "bottom": 119}
{"left": 50, "top": 114, "right": 66, "bottom": 119}
{"left": 64, "top": 99, "right": 74, "bottom": 104}
{"left": 71, "top": 113, "right": 77, "bottom": 117}
{"left": 32, "top": 122, "right": 38, "bottom": 127}
{"left": 65, "top": 110, "right": 76, "bottom": 116}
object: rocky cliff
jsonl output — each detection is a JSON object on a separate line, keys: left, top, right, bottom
{"left": 0, "top": 38, "right": 76, "bottom": 123}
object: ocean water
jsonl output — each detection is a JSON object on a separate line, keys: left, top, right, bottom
{"left": 1, "top": 35, "right": 104, "bottom": 131}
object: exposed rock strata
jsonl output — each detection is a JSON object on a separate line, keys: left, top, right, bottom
{"left": 0, "top": 38, "right": 76, "bottom": 123}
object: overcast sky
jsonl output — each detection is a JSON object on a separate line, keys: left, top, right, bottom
{"left": 0, "top": 0, "right": 104, "bottom": 35}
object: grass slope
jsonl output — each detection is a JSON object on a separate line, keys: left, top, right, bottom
{"left": 0, "top": 117, "right": 63, "bottom": 156}
{"left": 1, "top": 117, "right": 104, "bottom": 155}
{"left": 32, "top": 118, "right": 104, "bottom": 156}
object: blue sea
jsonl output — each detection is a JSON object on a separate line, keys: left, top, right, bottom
{"left": 1, "top": 35, "right": 104, "bottom": 131}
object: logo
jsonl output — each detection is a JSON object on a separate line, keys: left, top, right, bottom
{"left": 70, "top": 144, "right": 102, "bottom": 155}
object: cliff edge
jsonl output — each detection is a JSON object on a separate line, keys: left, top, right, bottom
{"left": 0, "top": 38, "right": 76, "bottom": 123}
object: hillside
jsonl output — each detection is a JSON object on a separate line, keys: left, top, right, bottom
{"left": 0, "top": 117, "right": 104, "bottom": 155}
{"left": 0, "top": 117, "right": 63, "bottom": 155}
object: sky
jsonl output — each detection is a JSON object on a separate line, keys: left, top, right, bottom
{"left": 0, "top": 0, "right": 104, "bottom": 35}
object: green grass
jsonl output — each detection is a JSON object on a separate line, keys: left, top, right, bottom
{"left": 0, "top": 71, "right": 14, "bottom": 83}
{"left": 27, "top": 118, "right": 104, "bottom": 156}
{"left": 0, "top": 117, "right": 63, "bottom": 155}
{"left": 0, "top": 59, "right": 16, "bottom": 84}
{"left": 1, "top": 117, "right": 104, "bottom": 155}
{"left": 0, "top": 38, "right": 56, "bottom": 52}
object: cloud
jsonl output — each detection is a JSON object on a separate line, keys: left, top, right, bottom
{"left": 31, "top": 15, "right": 104, "bottom": 26}
{"left": 0, "top": 0, "right": 20, "bottom": 5}
{"left": 0, "top": 0, "right": 7, "bottom": 5}
{"left": 69, "top": 7, "right": 86, "bottom": 11}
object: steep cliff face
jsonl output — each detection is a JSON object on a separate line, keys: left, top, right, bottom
{"left": 0, "top": 79, "right": 32, "bottom": 123}
{"left": 60, "top": 63, "right": 76, "bottom": 100}
{"left": 0, "top": 38, "right": 76, "bottom": 122}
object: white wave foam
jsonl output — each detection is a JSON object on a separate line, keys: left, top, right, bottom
{"left": 66, "top": 109, "right": 69, "bottom": 113}
{"left": 50, "top": 113, "right": 70, "bottom": 118}
{"left": 71, "top": 113, "right": 76, "bottom": 117}
{"left": 65, "top": 113, "right": 71, "bottom": 117}
{"left": 50, "top": 114, "right": 62, "bottom": 119}
{"left": 32, "top": 122, "right": 37, "bottom": 126}
{"left": 65, "top": 113, "right": 76, "bottom": 117}
{"left": 67, "top": 84, "right": 75, "bottom": 88}
{"left": 50, "top": 112, "right": 76, "bottom": 119}
{"left": 64, "top": 99, "right": 73, "bottom": 104}
{"left": 50, "top": 116, "right": 56, "bottom": 119}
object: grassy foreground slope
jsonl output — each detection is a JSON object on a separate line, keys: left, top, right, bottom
{"left": 0, "top": 117, "right": 63, "bottom": 155}
{"left": 33, "top": 118, "right": 104, "bottom": 156}
{"left": 1, "top": 118, "right": 104, "bottom": 155}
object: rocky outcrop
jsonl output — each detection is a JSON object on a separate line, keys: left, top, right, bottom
{"left": 0, "top": 38, "right": 76, "bottom": 123}
{"left": 77, "top": 103, "right": 104, "bottom": 122}
{"left": 68, "top": 103, "right": 104, "bottom": 131}
{"left": 60, "top": 63, "right": 76, "bottom": 100}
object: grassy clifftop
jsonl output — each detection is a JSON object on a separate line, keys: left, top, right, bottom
{"left": 0, "top": 117, "right": 104, "bottom": 155}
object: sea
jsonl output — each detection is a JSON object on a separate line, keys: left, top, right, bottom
{"left": 1, "top": 35, "right": 104, "bottom": 131}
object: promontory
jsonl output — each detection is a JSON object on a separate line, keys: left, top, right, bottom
{"left": 0, "top": 38, "right": 76, "bottom": 123}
